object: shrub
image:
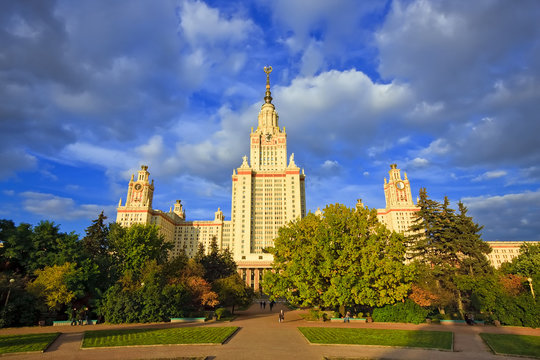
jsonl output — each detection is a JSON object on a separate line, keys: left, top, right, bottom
{"left": 492, "top": 294, "right": 539, "bottom": 328}
{"left": 215, "top": 308, "right": 231, "bottom": 320}
{"left": 332, "top": 311, "right": 341, "bottom": 318}
{"left": 372, "top": 300, "right": 429, "bottom": 324}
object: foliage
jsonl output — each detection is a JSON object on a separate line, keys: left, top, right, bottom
{"left": 82, "top": 327, "right": 238, "bottom": 347}
{"left": 215, "top": 307, "right": 232, "bottom": 320}
{"left": 264, "top": 204, "right": 415, "bottom": 308}
{"left": 110, "top": 223, "right": 172, "bottom": 275}
{"left": 492, "top": 294, "right": 539, "bottom": 328}
{"left": 198, "top": 237, "right": 237, "bottom": 283}
{"left": 0, "top": 275, "right": 41, "bottom": 328}
{"left": 504, "top": 242, "right": 540, "bottom": 278}
{"left": 499, "top": 274, "right": 527, "bottom": 296}
{"left": 298, "top": 327, "right": 453, "bottom": 350}
{"left": 98, "top": 258, "right": 219, "bottom": 323}
{"left": 480, "top": 333, "right": 540, "bottom": 358}
{"left": 0, "top": 220, "right": 81, "bottom": 275}
{"left": 82, "top": 211, "right": 109, "bottom": 259}
{"left": 372, "top": 299, "right": 429, "bottom": 324}
{"left": 408, "top": 190, "right": 493, "bottom": 314}
{"left": 27, "top": 263, "right": 76, "bottom": 310}
{"left": 0, "top": 333, "right": 60, "bottom": 354}
{"left": 408, "top": 284, "right": 439, "bottom": 307}
{"left": 213, "top": 274, "right": 253, "bottom": 314}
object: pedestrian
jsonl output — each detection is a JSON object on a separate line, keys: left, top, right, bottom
{"left": 279, "top": 309, "right": 284, "bottom": 323}
{"left": 70, "top": 308, "right": 77, "bottom": 326}
{"left": 269, "top": 300, "right": 274, "bottom": 311}
{"left": 260, "top": 301, "right": 263, "bottom": 309}
{"left": 78, "top": 308, "right": 86, "bottom": 325}
{"left": 263, "top": 301, "right": 266, "bottom": 309}
{"left": 344, "top": 311, "right": 350, "bottom": 323}
{"left": 84, "top": 307, "right": 89, "bottom": 325}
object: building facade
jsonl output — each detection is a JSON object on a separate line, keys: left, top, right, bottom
{"left": 485, "top": 241, "right": 539, "bottom": 268}
{"left": 117, "top": 67, "right": 305, "bottom": 290}
{"left": 375, "top": 164, "right": 420, "bottom": 235}
{"left": 116, "top": 68, "right": 527, "bottom": 288}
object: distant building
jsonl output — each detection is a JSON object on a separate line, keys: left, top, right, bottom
{"left": 376, "top": 164, "right": 420, "bottom": 235}
{"left": 485, "top": 241, "right": 539, "bottom": 268}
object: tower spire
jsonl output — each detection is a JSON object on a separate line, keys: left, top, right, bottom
{"left": 263, "top": 66, "right": 273, "bottom": 104}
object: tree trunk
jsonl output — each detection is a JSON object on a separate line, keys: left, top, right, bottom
{"left": 457, "top": 290, "right": 464, "bottom": 318}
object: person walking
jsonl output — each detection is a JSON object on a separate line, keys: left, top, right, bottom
{"left": 344, "top": 311, "right": 350, "bottom": 323}
{"left": 279, "top": 309, "right": 284, "bottom": 323}
{"left": 269, "top": 300, "right": 274, "bottom": 311}
{"left": 70, "top": 308, "right": 77, "bottom": 326}
{"left": 263, "top": 301, "right": 266, "bottom": 309}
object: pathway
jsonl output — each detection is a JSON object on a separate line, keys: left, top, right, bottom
{"left": 1, "top": 303, "right": 538, "bottom": 359}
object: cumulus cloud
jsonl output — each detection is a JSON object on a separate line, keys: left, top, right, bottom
{"left": 472, "top": 170, "right": 507, "bottom": 182}
{"left": 462, "top": 190, "right": 540, "bottom": 241}
{"left": 21, "top": 191, "right": 115, "bottom": 221}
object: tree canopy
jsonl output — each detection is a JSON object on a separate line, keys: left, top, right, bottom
{"left": 263, "top": 204, "right": 415, "bottom": 308}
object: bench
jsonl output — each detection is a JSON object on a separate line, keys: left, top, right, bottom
{"left": 330, "top": 318, "right": 367, "bottom": 323}
{"left": 170, "top": 317, "right": 206, "bottom": 323}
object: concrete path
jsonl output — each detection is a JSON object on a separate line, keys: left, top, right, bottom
{"left": 1, "top": 303, "right": 538, "bottom": 359}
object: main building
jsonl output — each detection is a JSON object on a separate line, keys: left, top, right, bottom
{"left": 117, "top": 67, "right": 528, "bottom": 287}
{"left": 117, "top": 67, "right": 306, "bottom": 289}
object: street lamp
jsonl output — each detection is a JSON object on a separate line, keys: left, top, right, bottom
{"left": 2, "top": 279, "right": 15, "bottom": 324}
{"left": 527, "top": 277, "right": 535, "bottom": 299}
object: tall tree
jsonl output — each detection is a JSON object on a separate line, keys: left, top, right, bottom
{"left": 82, "top": 211, "right": 109, "bottom": 259}
{"left": 263, "top": 204, "right": 415, "bottom": 308}
{"left": 110, "top": 223, "right": 172, "bottom": 275}
{"left": 408, "top": 190, "right": 492, "bottom": 315}
{"left": 198, "top": 237, "right": 237, "bottom": 283}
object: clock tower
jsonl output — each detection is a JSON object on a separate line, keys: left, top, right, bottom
{"left": 377, "top": 164, "right": 419, "bottom": 235}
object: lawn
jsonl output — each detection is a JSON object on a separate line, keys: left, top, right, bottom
{"left": 299, "top": 327, "right": 453, "bottom": 350}
{"left": 82, "top": 327, "right": 238, "bottom": 348}
{"left": 0, "top": 333, "right": 60, "bottom": 354}
{"left": 480, "top": 333, "right": 540, "bottom": 358}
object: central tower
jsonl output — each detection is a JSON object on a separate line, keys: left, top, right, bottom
{"left": 230, "top": 67, "right": 306, "bottom": 271}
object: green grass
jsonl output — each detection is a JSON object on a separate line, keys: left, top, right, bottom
{"left": 82, "top": 327, "right": 238, "bottom": 348}
{"left": 299, "top": 327, "right": 452, "bottom": 350}
{"left": 0, "top": 333, "right": 60, "bottom": 354}
{"left": 480, "top": 333, "right": 540, "bottom": 358}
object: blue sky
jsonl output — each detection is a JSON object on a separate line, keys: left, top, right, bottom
{"left": 1, "top": 0, "right": 540, "bottom": 242}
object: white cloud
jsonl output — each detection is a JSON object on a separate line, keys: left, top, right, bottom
{"left": 179, "top": 0, "right": 256, "bottom": 46}
{"left": 409, "top": 157, "right": 429, "bottom": 168}
{"left": 21, "top": 191, "right": 115, "bottom": 221}
{"left": 472, "top": 170, "right": 507, "bottom": 182}
{"left": 462, "top": 190, "right": 540, "bottom": 241}
{"left": 419, "top": 138, "right": 451, "bottom": 157}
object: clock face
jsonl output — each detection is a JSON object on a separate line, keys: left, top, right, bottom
{"left": 396, "top": 181, "right": 405, "bottom": 190}
{"left": 265, "top": 133, "right": 272, "bottom": 141}
{"left": 134, "top": 183, "right": 142, "bottom": 191}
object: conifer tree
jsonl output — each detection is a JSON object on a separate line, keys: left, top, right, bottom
{"left": 82, "top": 211, "right": 109, "bottom": 259}
{"left": 408, "top": 189, "right": 493, "bottom": 315}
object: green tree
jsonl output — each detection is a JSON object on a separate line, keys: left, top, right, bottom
{"left": 213, "top": 274, "right": 254, "bottom": 314}
{"left": 82, "top": 211, "right": 109, "bottom": 260}
{"left": 502, "top": 242, "right": 540, "bottom": 299}
{"left": 263, "top": 204, "right": 415, "bottom": 308}
{"left": 0, "top": 220, "right": 33, "bottom": 273}
{"left": 0, "top": 274, "right": 41, "bottom": 328}
{"left": 110, "top": 223, "right": 172, "bottom": 275}
{"left": 27, "top": 263, "right": 76, "bottom": 310}
{"left": 198, "top": 237, "right": 237, "bottom": 283}
{"left": 408, "top": 190, "right": 493, "bottom": 315}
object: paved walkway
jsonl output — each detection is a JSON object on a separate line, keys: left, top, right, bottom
{"left": 1, "top": 303, "right": 538, "bottom": 359}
